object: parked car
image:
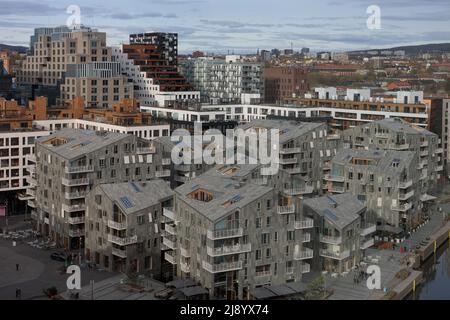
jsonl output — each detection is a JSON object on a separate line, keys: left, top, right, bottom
{"left": 50, "top": 252, "right": 66, "bottom": 262}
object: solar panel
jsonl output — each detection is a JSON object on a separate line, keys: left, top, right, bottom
{"left": 120, "top": 196, "right": 134, "bottom": 209}
{"left": 323, "top": 209, "right": 339, "bottom": 221}
{"left": 326, "top": 195, "right": 337, "bottom": 206}
{"left": 230, "top": 194, "right": 243, "bottom": 203}
{"left": 130, "top": 182, "right": 141, "bottom": 193}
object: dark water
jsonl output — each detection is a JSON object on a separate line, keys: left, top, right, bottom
{"left": 407, "top": 240, "right": 450, "bottom": 300}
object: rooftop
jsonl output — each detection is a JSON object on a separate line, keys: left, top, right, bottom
{"left": 36, "top": 129, "right": 131, "bottom": 160}
{"left": 303, "top": 193, "right": 366, "bottom": 229}
{"left": 373, "top": 118, "right": 435, "bottom": 136}
{"left": 98, "top": 180, "right": 173, "bottom": 215}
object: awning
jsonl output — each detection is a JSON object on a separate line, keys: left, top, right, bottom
{"left": 421, "top": 194, "right": 437, "bottom": 202}
{"left": 166, "top": 279, "right": 196, "bottom": 289}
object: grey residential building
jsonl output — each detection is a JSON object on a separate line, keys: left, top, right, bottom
{"left": 84, "top": 180, "right": 173, "bottom": 277}
{"left": 325, "top": 149, "right": 425, "bottom": 237}
{"left": 163, "top": 164, "right": 314, "bottom": 299}
{"left": 33, "top": 129, "right": 167, "bottom": 249}
{"left": 302, "top": 193, "right": 376, "bottom": 274}
{"left": 342, "top": 118, "right": 443, "bottom": 193}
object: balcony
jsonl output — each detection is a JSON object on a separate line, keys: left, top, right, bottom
{"left": 280, "top": 157, "right": 298, "bottom": 165}
{"left": 285, "top": 167, "right": 307, "bottom": 175}
{"left": 360, "top": 224, "right": 376, "bottom": 237}
{"left": 137, "top": 146, "right": 156, "bottom": 154}
{"left": 360, "top": 238, "right": 375, "bottom": 250}
{"left": 327, "top": 134, "right": 340, "bottom": 140}
{"left": 420, "top": 150, "right": 429, "bottom": 157}
{"left": 207, "top": 243, "right": 251, "bottom": 257}
{"left": 68, "top": 229, "right": 83, "bottom": 237}
{"left": 399, "top": 180, "right": 413, "bottom": 189}
{"left": 68, "top": 216, "right": 85, "bottom": 224}
{"left": 329, "top": 184, "right": 345, "bottom": 193}
{"left": 25, "top": 154, "right": 36, "bottom": 163}
{"left": 375, "top": 132, "right": 390, "bottom": 139}
{"left": 180, "top": 262, "right": 190, "bottom": 273}
{"left": 18, "top": 193, "right": 34, "bottom": 201}
{"left": 388, "top": 143, "right": 410, "bottom": 150}
{"left": 207, "top": 228, "right": 243, "bottom": 240}
{"left": 436, "top": 148, "right": 443, "bottom": 154}
{"left": 62, "top": 178, "right": 90, "bottom": 186}
{"left": 294, "top": 218, "right": 314, "bottom": 229}
{"left": 301, "top": 262, "right": 311, "bottom": 274}
{"left": 320, "top": 249, "right": 350, "bottom": 260}
{"left": 163, "top": 207, "right": 175, "bottom": 221}
{"left": 202, "top": 260, "right": 242, "bottom": 273}
{"left": 277, "top": 205, "right": 295, "bottom": 215}
{"left": 107, "top": 220, "right": 127, "bottom": 230}
{"left": 65, "top": 165, "right": 94, "bottom": 174}
{"left": 107, "top": 234, "right": 138, "bottom": 246}
{"left": 399, "top": 190, "right": 414, "bottom": 200}
{"left": 164, "top": 251, "right": 176, "bottom": 265}
{"left": 255, "top": 271, "right": 272, "bottom": 285}
{"left": 162, "top": 237, "right": 177, "bottom": 250}
{"left": 162, "top": 158, "right": 171, "bottom": 165}
{"left": 280, "top": 147, "right": 301, "bottom": 154}
{"left": 253, "top": 178, "right": 268, "bottom": 186}
{"left": 435, "top": 165, "right": 444, "bottom": 172}
{"left": 26, "top": 176, "right": 37, "bottom": 187}
{"left": 320, "top": 235, "right": 342, "bottom": 245}
{"left": 283, "top": 185, "right": 314, "bottom": 195}
{"left": 112, "top": 247, "right": 127, "bottom": 259}
{"left": 62, "top": 203, "right": 86, "bottom": 212}
{"left": 421, "top": 140, "right": 429, "bottom": 147}
{"left": 155, "top": 170, "right": 171, "bottom": 178}
{"left": 391, "top": 202, "right": 412, "bottom": 211}
{"left": 65, "top": 191, "right": 88, "bottom": 199}
{"left": 301, "top": 233, "right": 311, "bottom": 243}
{"left": 27, "top": 200, "right": 36, "bottom": 208}
{"left": 324, "top": 174, "right": 345, "bottom": 182}
{"left": 294, "top": 248, "right": 314, "bottom": 260}
{"left": 164, "top": 223, "right": 176, "bottom": 235}
{"left": 180, "top": 246, "right": 190, "bottom": 258}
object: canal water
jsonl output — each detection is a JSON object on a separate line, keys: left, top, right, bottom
{"left": 407, "top": 240, "right": 450, "bottom": 300}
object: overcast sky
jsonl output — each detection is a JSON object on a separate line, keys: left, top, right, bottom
{"left": 0, "top": 0, "right": 449, "bottom": 53}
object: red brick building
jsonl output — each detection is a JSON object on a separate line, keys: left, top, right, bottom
{"left": 264, "top": 66, "right": 309, "bottom": 104}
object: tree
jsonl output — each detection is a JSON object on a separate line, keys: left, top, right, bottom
{"left": 305, "top": 275, "right": 325, "bottom": 300}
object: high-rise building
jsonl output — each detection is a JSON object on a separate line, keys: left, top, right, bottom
{"left": 129, "top": 32, "right": 178, "bottom": 65}
{"left": 264, "top": 66, "right": 309, "bottom": 104}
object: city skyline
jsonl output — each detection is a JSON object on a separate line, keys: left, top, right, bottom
{"left": 0, "top": 0, "right": 449, "bottom": 53}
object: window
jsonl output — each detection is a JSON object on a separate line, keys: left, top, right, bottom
{"left": 137, "top": 215, "right": 145, "bottom": 225}
{"left": 255, "top": 250, "right": 261, "bottom": 260}
{"left": 255, "top": 217, "right": 261, "bottom": 229}
{"left": 266, "top": 199, "right": 271, "bottom": 210}
{"left": 266, "top": 216, "right": 271, "bottom": 227}
{"left": 266, "top": 248, "right": 271, "bottom": 259}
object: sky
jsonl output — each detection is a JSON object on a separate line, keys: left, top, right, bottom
{"left": 0, "top": 0, "right": 449, "bottom": 53}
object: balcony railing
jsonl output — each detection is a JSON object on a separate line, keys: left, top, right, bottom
{"left": 436, "top": 148, "right": 443, "bottom": 154}
{"left": 391, "top": 202, "right": 412, "bottom": 211}
{"left": 280, "top": 147, "right": 301, "bottom": 154}
{"left": 107, "top": 220, "right": 127, "bottom": 230}
{"left": 255, "top": 271, "right": 272, "bottom": 285}
{"left": 280, "top": 157, "right": 298, "bottom": 165}
{"left": 68, "top": 229, "right": 83, "bottom": 237}
{"left": 65, "top": 165, "right": 94, "bottom": 174}
{"left": 68, "top": 216, "right": 85, "bottom": 224}
{"left": 294, "top": 248, "right": 314, "bottom": 260}
{"left": 164, "top": 251, "right": 176, "bottom": 265}
{"left": 163, "top": 207, "right": 175, "bottom": 221}
{"left": 27, "top": 200, "right": 36, "bottom": 208}
{"left": 283, "top": 185, "right": 314, "bottom": 195}
{"left": 164, "top": 223, "right": 176, "bottom": 235}
{"left": 207, "top": 243, "right": 252, "bottom": 257}
{"left": 329, "top": 184, "right": 345, "bottom": 193}
{"left": 207, "top": 228, "right": 243, "bottom": 240}
{"left": 107, "top": 234, "right": 138, "bottom": 246}
{"left": 388, "top": 143, "right": 410, "bottom": 150}
{"left": 320, "top": 235, "right": 342, "bottom": 245}
{"left": 420, "top": 150, "right": 429, "bottom": 157}
{"left": 155, "top": 170, "right": 171, "bottom": 178}
{"left": 162, "top": 158, "right": 172, "bottom": 165}
{"left": 162, "top": 237, "right": 177, "bottom": 250}
{"left": 360, "top": 224, "right": 376, "bottom": 237}
{"left": 285, "top": 167, "right": 306, "bottom": 175}
{"left": 294, "top": 218, "right": 314, "bottom": 229}
{"left": 360, "top": 238, "right": 375, "bottom": 250}
{"left": 435, "top": 165, "right": 444, "bottom": 172}
{"left": 277, "top": 205, "right": 295, "bottom": 215}
{"left": 137, "top": 146, "right": 156, "bottom": 154}
{"left": 320, "top": 249, "right": 350, "bottom": 260}
{"left": 112, "top": 247, "right": 127, "bottom": 259}
{"left": 65, "top": 190, "right": 88, "bottom": 199}
{"left": 180, "top": 246, "right": 190, "bottom": 258}
{"left": 399, "top": 190, "right": 414, "bottom": 200}
{"left": 301, "top": 233, "right": 311, "bottom": 243}
{"left": 398, "top": 180, "right": 413, "bottom": 189}
{"left": 301, "top": 262, "right": 311, "bottom": 274}
{"left": 62, "top": 203, "right": 86, "bottom": 212}
{"left": 253, "top": 178, "right": 268, "bottom": 185}
{"left": 324, "top": 174, "right": 345, "bottom": 182}
{"left": 202, "top": 260, "right": 243, "bottom": 273}
{"left": 62, "top": 178, "right": 90, "bottom": 186}
{"left": 421, "top": 140, "right": 429, "bottom": 147}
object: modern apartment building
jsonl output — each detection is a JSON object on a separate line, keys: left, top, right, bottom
{"left": 33, "top": 129, "right": 166, "bottom": 249}
{"left": 112, "top": 44, "right": 199, "bottom": 108}
{"left": 180, "top": 56, "right": 264, "bottom": 104}
{"left": 164, "top": 164, "right": 314, "bottom": 299}
{"left": 61, "top": 62, "right": 133, "bottom": 108}
{"left": 129, "top": 32, "right": 178, "bottom": 65}
{"left": 264, "top": 66, "right": 309, "bottom": 104}
{"left": 325, "top": 149, "right": 425, "bottom": 236}
{"left": 341, "top": 118, "right": 443, "bottom": 191}
{"left": 302, "top": 193, "right": 376, "bottom": 274}
{"left": 286, "top": 87, "right": 430, "bottom": 130}
{"left": 84, "top": 180, "right": 173, "bottom": 276}
{"left": 238, "top": 119, "right": 342, "bottom": 195}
